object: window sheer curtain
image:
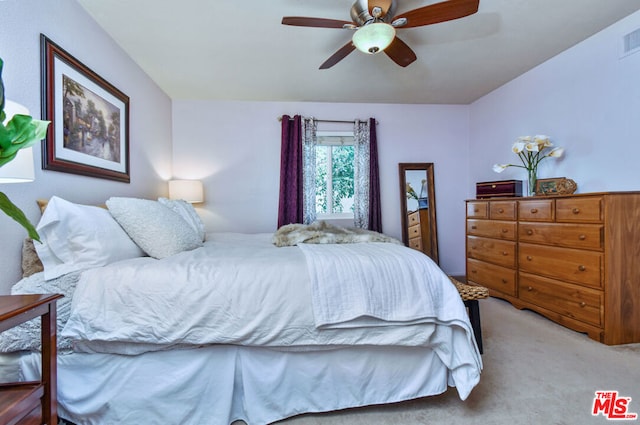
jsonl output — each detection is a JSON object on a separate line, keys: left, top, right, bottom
{"left": 277, "top": 116, "right": 381, "bottom": 233}
{"left": 354, "top": 118, "right": 382, "bottom": 232}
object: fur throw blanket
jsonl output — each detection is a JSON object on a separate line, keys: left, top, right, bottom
{"left": 273, "top": 221, "right": 402, "bottom": 247}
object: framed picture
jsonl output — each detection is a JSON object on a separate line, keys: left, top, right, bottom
{"left": 41, "top": 34, "right": 130, "bottom": 182}
{"left": 535, "top": 177, "right": 578, "bottom": 196}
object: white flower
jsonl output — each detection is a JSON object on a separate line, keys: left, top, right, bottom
{"left": 548, "top": 147, "right": 564, "bottom": 158}
{"left": 511, "top": 142, "right": 526, "bottom": 154}
{"left": 493, "top": 135, "right": 564, "bottom": 175}
{"left": 533, "top": 135, "right": 551, "bottom": 146}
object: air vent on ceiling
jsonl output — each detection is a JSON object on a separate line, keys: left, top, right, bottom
{"left": 621, "top": 28, "right": 640, "bottom": 58}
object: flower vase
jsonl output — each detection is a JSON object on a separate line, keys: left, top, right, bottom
{"left": 527, "top": 168, "right": 537, "bottom": 196}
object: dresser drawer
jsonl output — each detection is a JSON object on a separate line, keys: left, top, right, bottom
{"left": 467, "top": 258, "right": 517, "bottom": 296}
{"left": 518, "top": 199, "right": 554, "bottom": 221}
{"left": 519, "top": 272, "right": 602, "bottom": 327}
{"left": 556, "top": 197, "right": 602, "bottom": 223}
{"left": 408, "top": 211, "right": 420, "bottom": 226}
{"left": 519, "top": 243, "right": 602, "bottom": 288}
{"left": 490, "top": 201, "right": 517, "bottom": 220}
{"left": 467, "top": 219, "right": 517, "bottom": 240}
{"left": 467, "top": 201, "right": 488, "bottom": 218}
{"left": 518, "top": 222, "right": 603, "bottom": 250}
{"left": 408, "top": 223, "right": 421, "bottom": 239}
{"left": 409, "top": 236, "right": 422, "bottom": 250}
{"left": 467, "top": 236, "right": 516, "bottom": 268}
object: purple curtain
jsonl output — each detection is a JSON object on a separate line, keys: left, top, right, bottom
{"left": 277, "top": 115, "right": 303, "bottom": 227}
{"left": 368, "top": 118, "right": 382, "bottom": 232}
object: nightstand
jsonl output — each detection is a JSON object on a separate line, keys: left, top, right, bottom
{"left": 0, "top": 294, "right": 63, "bottom": 425}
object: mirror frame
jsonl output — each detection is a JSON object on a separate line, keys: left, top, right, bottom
{"left": 398, "top": 162, "right": 439, "bottom": 264}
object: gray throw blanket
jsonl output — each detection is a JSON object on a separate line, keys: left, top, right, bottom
{"left": 0, "top": 271, "right": 79, "bottom": 353}
{"left": 272, "top": 221, "right": 401, "bottom": 247}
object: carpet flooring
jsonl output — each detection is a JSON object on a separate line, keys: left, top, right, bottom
{"left": 266, "top": 297, "right": 640, "bottom": 425}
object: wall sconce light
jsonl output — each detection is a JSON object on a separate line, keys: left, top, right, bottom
{"left": 0, "top": 100, "right": 36, "bottom": 183}
{"left": 168, "top": 179, "right": 204, "bottom": 204}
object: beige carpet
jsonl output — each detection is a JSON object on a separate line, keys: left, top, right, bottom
{"left": 265, "top": 297, "right": 640, "bottom": 425}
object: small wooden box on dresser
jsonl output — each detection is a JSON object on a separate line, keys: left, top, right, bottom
{"left": 466, "top": 192, "right": 640, "bottom": 345}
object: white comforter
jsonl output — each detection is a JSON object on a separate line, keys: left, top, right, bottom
{"left": 62, "top": 233, "right": 481, "bottom": 373}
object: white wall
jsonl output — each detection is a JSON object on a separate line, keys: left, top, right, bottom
{"left": 469, "top": 10, "right": 640, "bottom": 194}
{"left": 0, "top": 0, "right": 173, "bottom": 293}
{"left": 172, "top": 101, "right": 471, "bottom": 275}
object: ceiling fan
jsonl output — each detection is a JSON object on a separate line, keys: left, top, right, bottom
{"left": 282, "top": 0, "right": 480, "bottom": 69}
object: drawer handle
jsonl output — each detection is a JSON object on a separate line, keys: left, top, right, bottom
{"left": 578, "top": 265, "right": 586, "bottom": 272}
{"left": 530, "top": 208, "right": 538, "bottom": 214}
{"left": 502, "top": 251, "right": 509, "bottom": 256}
{"left": 474, "top": 208, "right": 479, "bottom": 213}
{"left": 471, "top": 225, "right": 477, "bottom": 229}
{"left": 579, "top": 302, "right": 586, "bottom": 308}
{"left": 498, "top": 208, "right": 504, "bottom": 213}
{"left": 527, "top": 286, "right": 533, "bottom": 291}
{"left": 572, "top": 208, "right": 580, "bottom": 214}
{"left": 579, "top": 234, "right": 586, "bottom": 240}
{"left": 471, "top": 269, "right": 478, "bottom": 274}
{"left": 502, "top": 228, "right": 509, "bottom": 233}
{"left": 526, "top": 229, "right": 533, "bottom": 235}
{"left": 502, "top": 278, "right": 508, "bottom": 283}
{"left": 526, "top": 255, "right": 533, "bottom": 261}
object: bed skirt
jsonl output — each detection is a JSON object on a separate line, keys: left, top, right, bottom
{"left": 11, "top": 343, "right": 478, "bottom": 425}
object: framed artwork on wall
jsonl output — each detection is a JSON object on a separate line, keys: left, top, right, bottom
{"left": 40, "top": 34, "right": 130, "bottom": 183}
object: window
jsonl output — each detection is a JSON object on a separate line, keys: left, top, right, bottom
{"left": 315, "top": 131, "right": 355, "bottom": 219}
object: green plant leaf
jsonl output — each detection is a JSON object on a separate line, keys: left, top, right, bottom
{"left": 0, "top": 192, "right": 40, "bottom": 242}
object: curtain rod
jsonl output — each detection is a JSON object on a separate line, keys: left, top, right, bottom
{"left": 277, "top": 116, "right": 378, "bottom": 125}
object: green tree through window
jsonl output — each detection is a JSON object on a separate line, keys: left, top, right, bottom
{"left": 315, "top": 136, "right": 355, "bottom": 216}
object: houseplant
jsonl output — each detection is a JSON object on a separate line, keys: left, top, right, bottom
{"left": 493, "top": 135, "right": 564, "bottom": 196}
{"left": 0, "top": 57, "right": 50, "bottom": 241}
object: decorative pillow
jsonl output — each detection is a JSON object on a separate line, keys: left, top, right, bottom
{"left": 158, "top": 197, "right": 206, "bottom": 241}
{"left": 34, "top": 196, "right": 145, "bottom": 280}
{"left": 106, "top": 197, "right": 203, "bottom": 259}
{"left": 22, "top": 238, "right": 44, "bottom": 277}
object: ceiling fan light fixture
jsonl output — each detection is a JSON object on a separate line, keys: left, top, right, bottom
{"left": 352, "top": 22, "right": 396, "bottom": 54}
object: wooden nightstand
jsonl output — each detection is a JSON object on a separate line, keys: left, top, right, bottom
{"left": 0, "top": 294, "right": 63, "bottom": 425}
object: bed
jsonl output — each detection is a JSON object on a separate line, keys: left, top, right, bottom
{"left": 0, "top": 196, "right": 482, "bottom": 425}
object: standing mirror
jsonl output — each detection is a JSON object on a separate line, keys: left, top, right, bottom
{"left": 399, "top": 163, "right": 438, "bottom": 264}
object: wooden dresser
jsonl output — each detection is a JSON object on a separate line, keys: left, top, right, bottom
{"left": 407, "top": 208, "right": 432, "bottom": 255}
{"left": 466, "top": 192, "right": 640, "bottom": 345}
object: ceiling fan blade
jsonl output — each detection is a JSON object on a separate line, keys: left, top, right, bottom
{"left": 384, "top": 36, "right": 417, "bottom": 67}
{"left": 282, "top": 17, "right": 355, "bottom": 29}
{"left": 393, "top": 0, "right": 479, "bottom": 29}
{"left": 368, "top": 0, "right": 393, "bottom": 17}
{"left": 319, "top": 42, "right": 357, "bottom": 69}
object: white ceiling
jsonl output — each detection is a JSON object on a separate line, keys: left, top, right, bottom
{"left": 76, "top": 0, "right": 640, "bottom": 104}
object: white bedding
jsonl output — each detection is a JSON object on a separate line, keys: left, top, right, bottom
{"left": 62, "top": 234, "right": 479, "bottom": 360}
{"left": 2, "top": 231, "right": 483, "bottom": 423}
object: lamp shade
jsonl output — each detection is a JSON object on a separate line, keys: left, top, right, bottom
{"left": 0, "top": 100, "right": 35, "bottom": 183}
{"left": 352, "top": 22, "right": 396, "bottom": 54}
{"left": 168, "top": 180, "right": 204, "bottom": 203}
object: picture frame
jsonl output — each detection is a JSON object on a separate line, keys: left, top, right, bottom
{"left": 41, "top": 34, "right": 130, "bottom": 182}
{"left": 535, "top": 177, "right": 578, "bottom": 196}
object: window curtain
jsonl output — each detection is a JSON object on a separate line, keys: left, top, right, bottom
{"left": 354, "top": 118, "right": 382, "bottom": 232}
{"left": 301, "top": 117, "right": 318, "bottom": 225}
{"left": 277, "top": 115, "right": 303, "bottom": 227}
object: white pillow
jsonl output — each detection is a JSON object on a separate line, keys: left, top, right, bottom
{"left": 158, "top": 197, "right": 206, "bottom": 241}
{"left": 35, "top": 196, "right": 145, "bottom": 280}
{"left": 106, "top": 197, "right": 203, "bottom": 259}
